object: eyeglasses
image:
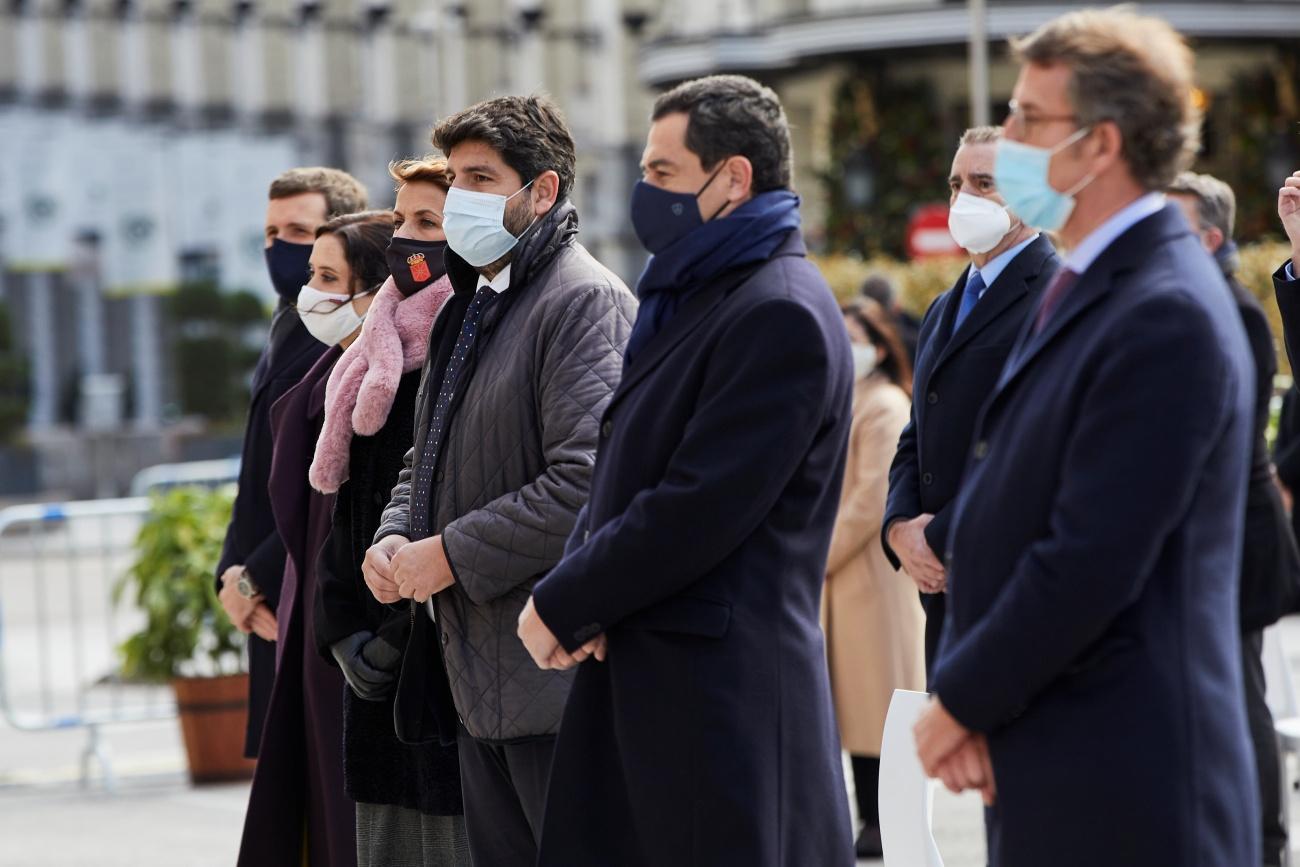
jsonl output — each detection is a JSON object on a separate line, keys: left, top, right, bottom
{"left": 1005, "top": 100, "right": 1079, "bottom": 135}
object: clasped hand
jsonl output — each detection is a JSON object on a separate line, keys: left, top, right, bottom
{"left": 362, "top": 534, "right": 456, "bottom": 604}
{"left": 913, "top": 697, "right": 997, "bottom": 806}
{"left": 517, "top": 596, "right": 607, "bottom": 671}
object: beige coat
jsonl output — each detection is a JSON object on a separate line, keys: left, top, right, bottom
{"left": 822, "top": 374, "right": 927, "bottom": 756}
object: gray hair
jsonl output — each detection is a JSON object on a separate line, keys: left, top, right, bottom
{"left": 959, "top": 126, "right": 1002, "bottom": 148}
{"left": 1167, "top": 171, "right": 1236, "bottom": 239}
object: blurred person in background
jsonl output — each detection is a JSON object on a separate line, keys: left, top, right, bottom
{"left": 238, "top": 210, "right": 394, "bottom": 867}
{"left": 216, "top": 167, "right": 368, "bottom": 758}
{"left": 860, "top": 272, "right": 921, "bottom": 360}
{"left": 824, "top": 299, "right": 925, "bottom": 859}
{"left": 1169, "top": 169, "right": 1300, "bottom": 867}
{"left": 915, "top": 10, "right": 1258, "bottom": 865}
{"left": 882, "top": 126, "right": 1058, "bottom": 675}
{"left": 310, "top": 158, "right": 468, "bottom": 866}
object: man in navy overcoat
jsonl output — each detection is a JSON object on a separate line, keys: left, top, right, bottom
{"left": 517, "top": 75, "right": 856, "bottom": 867}
{"left": 914, "top": 10, "right": 1259, "bottom": 867}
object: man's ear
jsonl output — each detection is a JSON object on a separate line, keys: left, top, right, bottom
{"left": 1088, "top": 120, "right": 1124, "bottom": 176}
{"left": 532, "top": 170, "right": 561, "bottom": 215}
{"left": 1203, "top": 225, "right": 1226, "bottom": 255}
{"left": 724, "top": 156, "right": 755, "bottom": 203}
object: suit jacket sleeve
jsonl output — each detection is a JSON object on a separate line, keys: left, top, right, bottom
{"left": 532, "top": 297, "right": 841, "bottom": 652}
{"left": 827, "top": 387, "right": 910, "bottom": 575}
{"left": 440, "top": 284, "right": 633, "bottom": 606}
{"left": 1276, "top": 390, "right": 1300, "bottom": 488}
{"left": 882, "top": 296, "right": 944, "bottom": 568}
{"left": 1275, "top": 261, "right": 1300, "bottom": 372}
{"left": 930, "top": 292, "right": 1239, "bottom": 733}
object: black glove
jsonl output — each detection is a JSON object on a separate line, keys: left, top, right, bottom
{"left": 331, "top": 631, "right": 400, "bottom": 701}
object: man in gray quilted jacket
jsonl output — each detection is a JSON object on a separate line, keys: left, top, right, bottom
{"left": 361, "top": 95, "right": 637, "bottom": 865}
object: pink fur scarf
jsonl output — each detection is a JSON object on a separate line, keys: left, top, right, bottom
{"left": 309, "top": 274, "right": 453, "bottom": 493}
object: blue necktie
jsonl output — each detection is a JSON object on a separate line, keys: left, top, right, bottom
{"left": 410, "top": 286, "right": 496, "bottom": 540}
{"left": 953, "top": 269, "right": 986, "bottom": 332}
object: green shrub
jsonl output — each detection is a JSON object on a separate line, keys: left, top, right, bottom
{"left": 113, "top": 486, "right": 245, "bottom": 682}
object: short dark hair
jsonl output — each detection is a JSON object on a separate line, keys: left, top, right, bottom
{"left": 431, "top": 95, "right": 576, "bottom": 200}
{"left": 268, "top": 167, "right": 369, "bottom": 218}
{"left": 859, "top": 273, "right": 897, "bottom": 307}
{"left": 315, "top": 210, "right": 394, "bottom": 297}
{"left": 652, "top": 74, "right": 792, "bottom": 193}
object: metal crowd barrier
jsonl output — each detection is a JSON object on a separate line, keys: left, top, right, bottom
{"left": 0, "top": 497, "right": 177, "bottom": 791}
{"left": 128, "top": 457, "right": 241, "bottom": 497}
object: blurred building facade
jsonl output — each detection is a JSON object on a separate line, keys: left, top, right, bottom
{"left": 0, "top": 0, "right": 1296, "bottom": 490}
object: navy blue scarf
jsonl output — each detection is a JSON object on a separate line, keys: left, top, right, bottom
{"left": 626, "top": 190, "right": 801, "bottom": 364}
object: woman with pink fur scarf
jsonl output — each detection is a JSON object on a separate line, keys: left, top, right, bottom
{"left": 310, "top": 158, "right": 468, "bottom": 867}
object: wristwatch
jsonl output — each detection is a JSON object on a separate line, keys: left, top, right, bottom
{"left": 236, "top": 567, "right": 260, "bottom": 600}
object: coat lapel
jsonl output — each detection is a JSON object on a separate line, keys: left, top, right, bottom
{"left": 992, "top": 205, "right": 1191, "bottom": 399}
{"left": 932, "top": 236, "right": 1056, "bottom": 372}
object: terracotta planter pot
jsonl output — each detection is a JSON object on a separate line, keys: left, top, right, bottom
{"left": 171, "top": 673, "right": 257, "bottom": 784}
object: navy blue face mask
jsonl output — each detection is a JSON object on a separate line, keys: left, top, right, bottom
{"left": 629, "top": 164, "right": 728, "bottom": 255}
{"left": 264, "top": 238, "right": 314, "bottom": 304}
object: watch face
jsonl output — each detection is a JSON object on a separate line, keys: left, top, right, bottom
{"left": 238, "top": 577, "right": 256, "bottom": 599}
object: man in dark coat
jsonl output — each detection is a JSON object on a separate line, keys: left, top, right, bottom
{"left": 215, "top": 166, "right": 367, "bottom": 757}
{"left": 361, "top": 96, "right": 636, "bottom": 867}
{"left": 518, "top": 75, "right": 856, "bottom": 867}
{"left": 1273, "top": 168, "right": 1300, "bottom": 367}
{"left": 1170, "top": 171, "right": 1300, "bottom": 867}
{"left": 914, "top": 11, "right": 1259, "bottom": 866}
{"left": 882, "top": 125, "right": 1059, "bottom": 676}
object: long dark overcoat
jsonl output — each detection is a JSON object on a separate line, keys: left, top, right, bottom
{"left": 930, "top": 206, "right": 1259, "bottom": 867}
{"left": 532, "top": 230, "right": 857, "bottom": 867}
{"left": 237, "top": 347, "right": 356, "bottom": 867}
{"left": 217, "top": 307, "right": 325, "bottom": 756}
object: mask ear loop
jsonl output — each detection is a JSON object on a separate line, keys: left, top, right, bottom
{"left": 697, "top": 159, "right": 732, "bottom": 222}
{"left": 1050, "top": 126, "right": 1098, "bottom": 198}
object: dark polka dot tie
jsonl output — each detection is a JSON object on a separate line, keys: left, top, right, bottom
{"left": 410, "top": 286, "right": 496, "bottom": 540}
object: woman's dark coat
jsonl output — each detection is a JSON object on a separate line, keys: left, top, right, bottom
{"left": 237, "top": 347, "right": 356, "bottom": 867}
{"left": 217, "top": 307, "right": 326, "bottom": 757}
{"left": 313, "top": 367, "right": 464, "bottom": 816}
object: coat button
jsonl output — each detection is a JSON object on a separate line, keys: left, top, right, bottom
{"left": 601, "top": 420, "right": 613, "bottom": 438}
{"left": 973, "top": 440, "right": 989, "bottom": 460}
{"left": 922, "top": 472, "right": 934, "bottom": 485}
{"left": 927, "top": 392, "right": 939, "bottom": 405}
{"left": 441, "top": 632, "right": 450, "bottom": 646}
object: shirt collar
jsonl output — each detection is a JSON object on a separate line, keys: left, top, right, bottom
{"left": 476, "top": 263, "right": 512, "bottom": 295}
{"left": 1063, "top": 192, "right": 1166, "bottom": 275}
{"left": 971, "top": 233, "right": 1040, "bottom": 294}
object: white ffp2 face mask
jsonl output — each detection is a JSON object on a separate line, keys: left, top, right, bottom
{"left": 947, "top": 191, "right": 1013, "bottom": 254}
{"left": 296, "top": 284, "right": 366, "bottom": 346}
{"left": 851, "top": 343, "right": 878, "bottom": 380}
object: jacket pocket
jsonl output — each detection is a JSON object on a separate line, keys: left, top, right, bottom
{"left": 624, "top": 595, "right": 732, "bottom": 638}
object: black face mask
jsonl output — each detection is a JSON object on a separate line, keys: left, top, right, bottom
{"left": 264, "top": 238, "right": 314, "bottom": 304}
{"left": 386, "top": 238, "right": 449, "bottom": 298}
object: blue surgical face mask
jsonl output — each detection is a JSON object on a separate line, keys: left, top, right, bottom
{"left": 629, "top": 164, "right": 728, "bottom": 254}
{"left": 993, "top": 127, "right": 1095, "bottom": 232}
{"left": 442, "top": 180, "right": 535, "bottom": 268}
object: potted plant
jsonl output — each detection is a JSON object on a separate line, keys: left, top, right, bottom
{"left": 114, "top": 485, "right": 256, "bottom": 784}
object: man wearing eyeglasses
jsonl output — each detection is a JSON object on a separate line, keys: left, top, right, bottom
{"left": 913, "top": 9, "right": 1259, "bottom": 867}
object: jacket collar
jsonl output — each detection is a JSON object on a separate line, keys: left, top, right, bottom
{"left": 608, "top": 230, "right": 805, "bottom": 412}
{"left": 251, "top": 309, "right": 323, "bottom": 401}
{"left": 932, "top": 234, "right": 1057, "bottom": 372}
{"left": 994, "top": 203, "right": 1193, "bottom": 395}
